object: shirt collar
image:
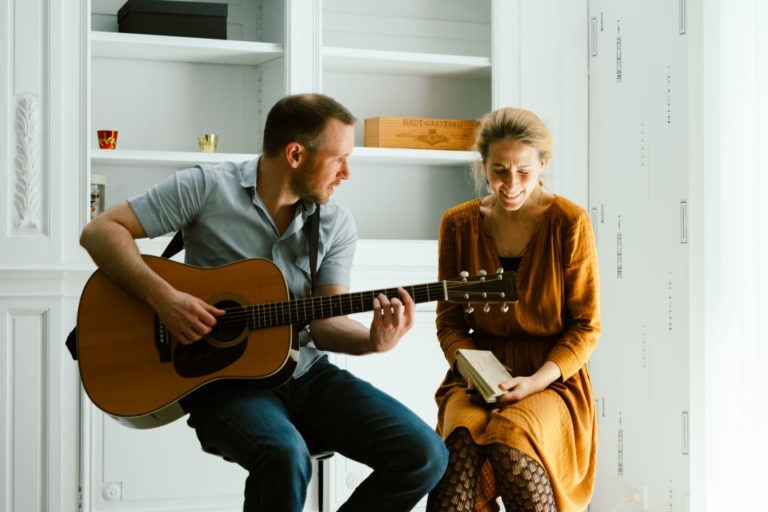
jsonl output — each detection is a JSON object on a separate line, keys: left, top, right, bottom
{"left": 240, "top": 156, "right": 317, "bottom": 221}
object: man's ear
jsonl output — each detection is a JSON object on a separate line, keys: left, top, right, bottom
{"left": 285, "top": 142, "right": 304, "bottom": 169}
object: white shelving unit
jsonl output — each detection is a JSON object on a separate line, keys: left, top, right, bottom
{"left": 87, "top": 0, "right": 491, "bottom": 240}
{"left": 83, "top": 1, "right": 495, "bottom": 511}
{"left": 79, "top": 1, "right": 590, "bottom": 510}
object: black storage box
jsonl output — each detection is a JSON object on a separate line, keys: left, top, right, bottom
{"left": 118, "top": 0, "right": 228, "bottom": 40}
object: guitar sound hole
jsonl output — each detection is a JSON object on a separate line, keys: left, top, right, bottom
{"left": 209, "top": 299, "right": 247, "bottom": 345}
{"left": 173, "top": 299, "right": 248, "bottom": 379}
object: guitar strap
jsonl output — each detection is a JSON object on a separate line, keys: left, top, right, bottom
{"left": 66, "top": 203, "right": 321, "bottom": 361}
{"left": 160, "top": 230, "right": 184, "bottom": 259}
{"left": 305, "top": 205, "right": 320, "bottom": 295}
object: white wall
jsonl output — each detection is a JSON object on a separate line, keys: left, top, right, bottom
{"left": 690, "top": 0, "right": 768, "bottom": 510}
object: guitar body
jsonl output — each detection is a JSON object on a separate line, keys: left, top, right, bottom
{"left": 77, "top": 256, "right": 298, "bottom": 429}
{"left": 75, "top": 255, "right": 517, "bottom": 429}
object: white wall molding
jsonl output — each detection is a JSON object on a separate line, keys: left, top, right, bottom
{"left": 7, "top": 0, "right": 48, "bottom": 243}
{"left": 0, "top": 0, "right": 10, "bottom": 250}
{"left": 2, "top": 0, "right": 88, "bottom": 265}
{"left": 0, "top": 1, "right": 83, "bottom": 511}
{"left": 3, "top": 308, "right": 47, "bottom": 512}
{"left": 0, "top": 268, "right": 92, "bottom": 298}
{"left": 1, "top": 298, "right": 81, "bottom": 512}
{"left": 13, "top": 93, "right": 44, "bottom": 233}
{"left": 4, "top": 0, "right": 48, "bottom": 260}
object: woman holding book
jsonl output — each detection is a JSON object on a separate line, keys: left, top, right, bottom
{"left": 427, "top": 107, "right": 601, "bottom": 512}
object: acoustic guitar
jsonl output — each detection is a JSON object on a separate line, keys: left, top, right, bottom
{"left": 76, "top": 255, "right": 517, "bottom": 429}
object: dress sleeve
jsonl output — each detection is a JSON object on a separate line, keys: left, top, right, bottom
{"left": 546, "top": 210, "right": 602, "bottom": 380}
{"left": 436, "top": 210, "right": 478, "bottom": 368}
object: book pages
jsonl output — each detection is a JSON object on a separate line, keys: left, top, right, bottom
{"left": 455, "top": 349, "right": 514, "bottom": 403}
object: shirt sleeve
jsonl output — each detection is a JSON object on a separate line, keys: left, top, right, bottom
{"left": 315, "top": 203, "right": 357, "bottom": 289}
{"left": 128, "top": 165, "right": 211, "bottom": 238}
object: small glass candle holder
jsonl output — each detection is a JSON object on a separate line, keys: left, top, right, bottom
{"left": 97, "top": 130, "right": 118, "bottom": 149}
{"left": 198, "top": 134, "right": 219, "bottom": 153}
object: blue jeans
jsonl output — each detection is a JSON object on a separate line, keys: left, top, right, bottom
{"left": 185, "top": 356, "right": 448, "bottom": 511}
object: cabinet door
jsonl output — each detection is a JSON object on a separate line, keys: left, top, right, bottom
{"left": 87, "top": 407, "right": 330, "bottom": 511}
{"left": 87, "top": 409, "right": 246, "bottom": 511}
{"left": 587, "top": 0, "right": 690, "bottom": 510}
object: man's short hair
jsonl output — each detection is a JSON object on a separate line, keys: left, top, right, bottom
{"left": 262, "top": 94, "right": 356, "bottom": 157}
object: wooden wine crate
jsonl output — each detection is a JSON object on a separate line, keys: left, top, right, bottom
{"left": 364, "top": 117, "right": 479, "bottom": 151}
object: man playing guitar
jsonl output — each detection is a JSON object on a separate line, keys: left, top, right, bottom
{"left": 79, "top": 93, "right": 449, "bottom": 512}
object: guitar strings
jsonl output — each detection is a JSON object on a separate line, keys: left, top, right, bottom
{"left": 203, "top": 279, "right": 511, "bottom": 327}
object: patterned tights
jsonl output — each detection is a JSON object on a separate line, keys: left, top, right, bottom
{"left": 426, "top": 428, "right": 557, "bottom": 512}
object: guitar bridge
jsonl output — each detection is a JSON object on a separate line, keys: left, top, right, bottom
{"left": 154, "top": 314, "right": 172, "bottom": 362}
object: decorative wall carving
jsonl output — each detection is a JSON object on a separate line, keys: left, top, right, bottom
{"left": 13, "top": 94, "right": 43, "bottom": 232}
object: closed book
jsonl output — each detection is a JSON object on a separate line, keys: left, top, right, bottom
{"left": 455, "top": 349, "right": 513, "bottom": 403}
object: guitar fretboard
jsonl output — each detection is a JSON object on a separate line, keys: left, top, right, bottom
{"left": 248, "top": 282, "right": 446, "bottom": 329}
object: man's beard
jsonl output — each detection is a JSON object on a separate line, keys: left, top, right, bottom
{"left": 289, "top": 157, "right": 331, "bottom": 205}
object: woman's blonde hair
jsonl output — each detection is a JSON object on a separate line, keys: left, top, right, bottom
{"left": 470, "top": 107, "right": 553, "bottom": 194}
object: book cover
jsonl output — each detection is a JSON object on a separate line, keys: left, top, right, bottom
{"left": 455, "top": 349, "right": 514, "bottom": 403}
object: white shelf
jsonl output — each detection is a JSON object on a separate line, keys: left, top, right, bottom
{"left": 323, "top": 46, "right": 491, "bottom": 78}
{"left": 91, "top": 31, "right": 283, "bottom": 65}
{"left": 350, "top": 147, "right": 477, "bottom": 166}
{"left": 91, "top": 149, "right": 257, "bottom": 167}
{"left": 91, "top": 147, "right": 478, "bottom": 168}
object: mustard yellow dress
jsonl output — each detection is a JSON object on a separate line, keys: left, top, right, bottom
{"left": 435, "top": 195, "right": 601, "bottom": 512}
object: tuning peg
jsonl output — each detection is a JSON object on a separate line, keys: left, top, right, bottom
{"left": 464, "top": 304, "right": 474, "bottom": 314}
{"left": 483, "top": 303, "right": 491, "bottom": 313}
{"left": 478, "top": 269, "right": 487, "bottom": 281}
{"left": 500, "top": 303, "right": 509, "bottom": 313}
{"left": 460, "top": 270, "right": 469, "bottom": 282}
{"left": 495, "top": 267, "right": 504, "bottom": 275}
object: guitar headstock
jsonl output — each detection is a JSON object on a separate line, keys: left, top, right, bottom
{"left": 444, "top": 268, "right": 518, "bottom": 313}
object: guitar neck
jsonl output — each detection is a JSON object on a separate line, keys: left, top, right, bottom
{"left": 246, "top": 282, "right": 446, "bottom": 329}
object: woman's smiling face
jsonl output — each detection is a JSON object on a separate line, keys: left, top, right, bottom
{"left": 484, "top": 139, "right": 544, "bottom": 211}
